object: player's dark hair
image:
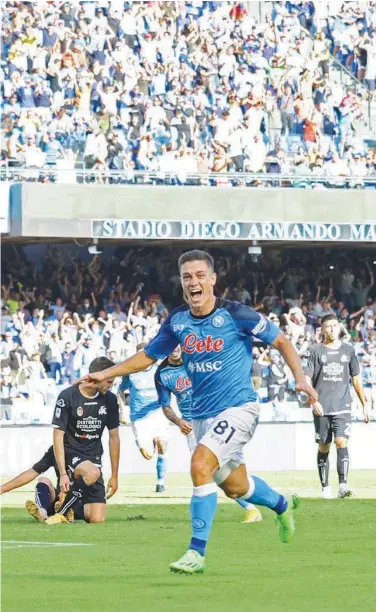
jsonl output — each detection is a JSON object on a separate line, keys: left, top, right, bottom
{"left": 89, "top": 357, "right": 115, "bottom": 373}
{"left": 178, "top": 250, "right": 214, "bottom": 273}
{"left": 321, "top": 314, "right": 338, "bottom": 326}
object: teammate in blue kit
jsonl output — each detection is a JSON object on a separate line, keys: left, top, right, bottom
{"left": 120, "top": 343, "right": 169, "bottom": 493}
{"left": 155, "top": 345, "right": 262, "bottom": 523}
{"left": 154, "top": 345, "right": 196, "bottom": 453}
{"left": 80, "top": 250, "right": 318, "bottom": 574}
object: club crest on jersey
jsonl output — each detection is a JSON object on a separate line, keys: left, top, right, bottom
{"left": 175, "top": 376, "right": 191, "bottom": 391}
{"left": 77, "top": 407, "right": 84, "bottom": 417}
{"left": 182, "top": 333, "right": 224, "bottom": 354}
{"left": 98, "top": 406, "right": 107, "bottom": 415}
{"left": 212, "top": 315, "right": 224, "bottom": 328}
{"left": 321, "top": 355, "right": 327, "bottom": 363}
{"left": 341, "top": 354, "right": 349, "bottom": 363}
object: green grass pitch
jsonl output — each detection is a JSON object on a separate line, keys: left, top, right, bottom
{"left": 2, "top": 472, "right": 376, "bottom": 612}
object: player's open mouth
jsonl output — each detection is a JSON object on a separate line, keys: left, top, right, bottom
{"left": 190, "top": 289, "right": 202, "bottom": 299}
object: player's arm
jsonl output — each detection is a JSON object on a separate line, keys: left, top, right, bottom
{"left": 82, "top": 350, "right": 156, "bottom": 384}
{"left": 162, "top": 405, "right": 192, "bottom": 435}
{"left": 53, "top": 428, "right": 70, "bottom": 493}
{"left": 352, "top": 375, "right": 369, "bottom": 422}
{"left": 234, "top": 305, "right": 317, "bottom": 404}
{"left": 107, "top": 428, "right": 120, "bottom": 499}
{"left": 2, "top": 445, "right": 56, "bottom": 495}
{"left": 107, "top": 395, "right": 121, "bottom": 499}
{"left": 155, "top": 367, "right": 193, "bottom": 435}
{"left": 302, "top": 346, "right": 324, "bottom": 416}
{"left": 79, "top": 315, "right": 178, "bottom": 385}
{"left": 52, "top": 394, "right": 70, "bottom": 492}
{"left": 350, "top": 350, "right": 369, "bottom": 423}
{"left": 271, "top": 334, "right": 318, "bottom": 404}
{"left": 1, "top": 469, "right": 38, "bottom": 495}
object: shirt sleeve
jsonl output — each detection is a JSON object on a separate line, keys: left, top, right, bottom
{"left": 154, "top": 369, "right": 171, "bottom": 407}
{"left": 32, "top": 446, "right": 55, "bottom": 474}
{"left": 349, "top": 347, "right": 360, "bottom": 378}
{"left": 107, "top": 393, "right": 120, "bottom": 431}
{"left": 51, "top": 391, "right": 69, "bottom": 431}
{"left": 231, "top": 303, "right": 280, "bottom": 345}
{"left": 144, "top": 312, "right": 179, "bottom": 360}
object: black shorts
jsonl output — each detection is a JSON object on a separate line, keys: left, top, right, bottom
{"left": 64, "top": 447, "right": 106, "bottom": 507}
{"left": 268, "top": 384, "right": 285, "bottom": 402}
{"left": 83, "top": 475, "right": 106, "bottom": 505}
{"left": 65, "top": 447, "right": 102, "bottom": 474}
{"left": 314, "top": 414, "right": 351, "bottom": 444}
{"left": 71, "top": 476, "right": 106, "bottom": 521}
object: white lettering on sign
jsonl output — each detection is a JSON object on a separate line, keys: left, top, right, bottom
{"left": 92, "top": 221, "right": 376, "bottom": 242}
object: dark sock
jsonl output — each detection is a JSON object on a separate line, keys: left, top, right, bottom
{"left": 317, "top": 451, "right": 329, "bottom": 487}
{"left": 337, "top": 447, "right": 349, "bottom": 485}
{"left": 35, "top": 482, "right": 51, "bottom": 512}
{"left": 59, "top": 477, "right": 87, "bottom": 514}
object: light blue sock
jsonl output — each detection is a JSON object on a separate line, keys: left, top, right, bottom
{"left": 235, "top": 498, "right": 255, "bottom": 511}
{"left": 156, "top": 454, "right": 167, "bottom": 485}
{"left": 241, "top": 476, "right": 287, "bottom": 515}
{"left": 189, "top": 483, "right": 217, "bottom": 557}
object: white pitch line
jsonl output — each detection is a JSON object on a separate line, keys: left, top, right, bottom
{"left": 1, "top": 540, "right": 95, "bottom": 550}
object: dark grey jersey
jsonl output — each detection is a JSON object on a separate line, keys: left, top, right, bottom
{"left": 304, "top": 342, "right": 360, "bottom": 415}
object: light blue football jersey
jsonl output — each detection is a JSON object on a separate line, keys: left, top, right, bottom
{"left": 145, "top": 298, "right": 279, "bottom": 420}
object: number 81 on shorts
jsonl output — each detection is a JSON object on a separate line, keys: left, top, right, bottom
{"left": 213, "top": 420, "right": 236, "bottom": 444}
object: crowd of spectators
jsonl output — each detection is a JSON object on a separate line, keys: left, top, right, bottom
{"left": 1, "top": 245, "right": 376, "bottom": 422}
{"left": 1, "top": 1, "right": 376, "bottom": 186}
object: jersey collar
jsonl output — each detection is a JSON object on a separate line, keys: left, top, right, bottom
{"left": 189, "top": 298, "right": 219, "bottom": 320}
{"left": 78, "top": 386, "right": 99, "bottom": 400}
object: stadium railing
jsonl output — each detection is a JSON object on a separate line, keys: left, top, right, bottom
{"left": 1, "top": 165, "right": 376, "bottom": 189}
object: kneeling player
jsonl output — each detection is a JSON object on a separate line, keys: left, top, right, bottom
{"left": 120, "top": 343, "right": 169, "bottom": 492}
{"left": 304, "top": 314, "right": 369, "bottom": 499}
{"left": 48, "top": 356, "right": 120, "bottom": 524}
{"left": 155, "top": 346, "right": 262, "bottom": 523}
{"left": 0, "top": 446, "right": 88, "bottom": 522}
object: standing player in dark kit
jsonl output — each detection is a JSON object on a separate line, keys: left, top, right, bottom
{"left": 48, "top": 357, "right": 120, "bottom": 524}
{"left": 304, "top": 314, "right": 369, "bottom": 499}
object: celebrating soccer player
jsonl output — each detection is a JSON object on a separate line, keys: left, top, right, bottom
{"left": 79, "top": 250, "right": 317, "bottom": 574}
{"left": 304, "top": 314, "right": 369, "bottom": 499}
{"left": 155, "top": 345, "right": 262, "bottom": 523}
{"left": 48, "top": 357, "right": 120, "bottom": 524}
{"left": 120, "top": 342, "right": 169, "bottom": 493}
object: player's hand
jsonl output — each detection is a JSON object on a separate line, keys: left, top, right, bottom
{"left": 119, "top": 411, "right": 130, "bottom": 426}
{"left": 295, "top": 379, "right": 319, "bottom": 405}
{"left": 363, "top": 405, "right": 370, "bottom": 424}
{"left": 59, "top": 474, "right": 70, "bottom": 493}
{"left": 76, "top": 371, "right": 105, "bottom": 387}
{"left": 178, "top": 419, "right": 193, "bottom": 435}
{"left": 312, "top": 401, "right": 324, "bottom": 417}
{"left": 106, "top": 476, "right": 118, "bottom": 499}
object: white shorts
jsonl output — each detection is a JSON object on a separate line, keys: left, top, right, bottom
{"left": 131, "top": 409, "right": 172, "bottom": 455}
{"left": 186, "top": 430, "right": 198, "bottom": 454}
{"left": 193, "top": 402, "right": 260, "bottom": 474}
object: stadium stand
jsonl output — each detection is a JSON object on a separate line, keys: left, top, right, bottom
{"left": 1, "top": 1, "right": 376, "bottom": 186}
{"left": 1, "top": 245, "right": 375, "bottom": 422}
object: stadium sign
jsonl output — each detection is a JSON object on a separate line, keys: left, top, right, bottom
{"left": 92, "top": 220, "right": 376, "bottom": 242}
